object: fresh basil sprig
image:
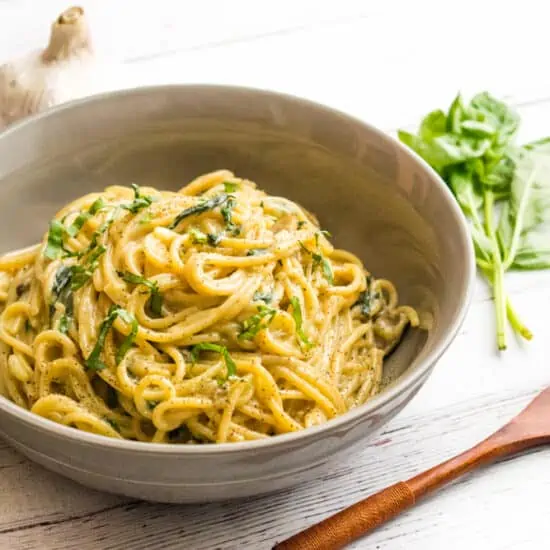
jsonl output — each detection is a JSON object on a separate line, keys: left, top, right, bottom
{"left": 399, "top": 91, "right": 550, "bottom": 350}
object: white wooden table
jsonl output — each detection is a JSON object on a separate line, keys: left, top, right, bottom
{"left": 1, "top": 2, "right": 550, "bottom": 548}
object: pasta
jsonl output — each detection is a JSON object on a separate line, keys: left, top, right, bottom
{"left": 0, "top": 170, "right": 419, "bottom": 444}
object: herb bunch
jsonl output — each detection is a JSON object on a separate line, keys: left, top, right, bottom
{"left": 399, "top": 92, "right": 550, "bottom": 350}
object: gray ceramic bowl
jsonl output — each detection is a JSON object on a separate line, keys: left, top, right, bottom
{"left": 0, "top": 85, "right": 474, "bottom": 503}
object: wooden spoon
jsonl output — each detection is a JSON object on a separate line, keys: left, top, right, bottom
{"left": 273, "top": 387, "right": 550, "bottom": 550}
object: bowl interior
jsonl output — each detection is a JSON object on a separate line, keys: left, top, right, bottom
{"left": 0, "top": 85, "right": 471, "bottom": 393}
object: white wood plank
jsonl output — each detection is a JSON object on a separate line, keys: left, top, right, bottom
{"left": 0, "top": 1, "right": 391, "bottom": 62}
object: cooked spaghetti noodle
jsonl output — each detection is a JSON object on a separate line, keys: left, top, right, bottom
{"left": 0, "top": 170, "right": 418, "bottom": 444}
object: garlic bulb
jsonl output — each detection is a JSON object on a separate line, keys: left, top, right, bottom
{"left": 0, "top": 6, "right": 121, "bottom": 130}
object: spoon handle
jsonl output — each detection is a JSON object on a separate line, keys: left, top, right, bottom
{"left": 273, "top": 407, "right": 548, "bottom": 550}
{"left": 273, "top": 480, "right": 415, "bottom": 550}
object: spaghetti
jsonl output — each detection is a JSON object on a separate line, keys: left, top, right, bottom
{"left": 0, "top": 170, "right": 419, "bottom": 444}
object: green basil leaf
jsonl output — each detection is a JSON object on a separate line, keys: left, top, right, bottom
{"left": 71, "top": 245, "right": 106, "bottom": 290}
{"left": 221, "top": 196, "right": 238, "bottom": 233}
{"left": 299, "top": 242, "right": 333, "bottom": 285}
{"left": 207, "top": 233, "right": 222, "bottom": 246}
{"left": 189, "top": 343, "right": 237, "bottom": 379}
{"left": 169, "top": 194, "right": 229, "bottom": 230}
{"left": 253, "top": 291, "right": 272, "bottom": 304}
{"left": 497, "top": 149, "right": 550, "bottom": 269}
{"left": 398, "top": 130, "right": 490, "bottom": 174}
{"left": 122, "top": 184, "right": 156, "bottom": 214}
{"left": 448, "top": 169, "right": 483, "bottom": 217}
{"left": 189, "top": 228, "right": 208, "bottom": 244}
{"left": 446, "top": 93, "right": 465, "bottom": 133}
{"left": 119, "top": 271, "right": 163, "bottom": 317}
{"left": 419, "top": 109, "right": 447, "bottom": 140}
{"left": 461, "top": 120, "right": 497, "bottom": 138}
{"left": 51, "top": 266, "right": 74, "bottom": 322}
{"left": 354, "top": 276, "right": 379, "bottom": 318}
{"left": 289, "top": 296, "right": 312, "bottom": 349}
{"left": 149, "top": 291, "right": 163, "bottom": 317}
{"left": 223, "top": 182, "right": 238, "bottom": 193}
{"left": 85, "top": 306, "right": 119, "bottom": 371}
{"left": 67, "top": 198, "right": 105, "bottom": 237}
{"left": 320, "top": 258, "right": 334, "bottom": 285}
{"left": 467, "top": 92, "right": 519, "bottom": 146}
{"left": 85, "top": 305, "right": 137, "bottom": 370}
{"left": 58, "top": 314, "right": 70, "bottom": 334}
{"left": 238, "top": 305, "right": 277, "bottom": 340}
{"left": 115, "top": 309, "right": 138, "bottom": 364}
{"left": 44, "top": 220, "right": 67, "bottom": 260}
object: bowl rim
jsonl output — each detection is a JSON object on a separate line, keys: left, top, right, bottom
{"left": 0, "top": 83, "right": 476, "bottom": 455}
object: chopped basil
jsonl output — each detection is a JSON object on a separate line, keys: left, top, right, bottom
{"left": 52, "top": 266, "right": 72, "bottom": 298}
{"left": 253, "top": 291, "right": 272, "bottom": 304}
{"left": 115, "top": 308, "right": 139, "bottom": 364}
{"left": 189, "top": 228, "right": 208, "bottom": 244}
{"left": 299, "top": 241, "right": 334, "bottom": 284}
{"left": 239, "top": 305, "right": 277, "bottom": 340}
{"left": 221, "top": 196, "right": 239, "bottom": 234}
{"left": 289, "top": 296, "right": 313, "bottom": 349}
{"left": 45, "top": 199, "right": 110, "bottom": 260}
{"left": 119, "top": 271, "right": 163, "bottom": 317}
{"left": 319, "top": 257, "right": 334, "bottom": 285}
{"left": 44, "top": 220, "right": 67, "bottom": 260}
{"left": 75, "top": 211, "right": 115, "bottom": 260}
{"left": 58, "top": 315, "right": 70, "bottom": 334}
{"left": 121, "top": 184, "right": 156, "bottom": 214}
{"left": 85, "top": 305, "right": 138, "bottom": 371}
{"left": 24, "top": 319, "right": 31, "bottom": 333}
{"left": 85, "top": 307, "right": 118, "bottom": 371}
{"left": 297, "top": 220, "right": 307, "bottom": 229}
{"left": 354, "top": 276, "right": 380, "bottom": 318}
{"left": 51, "top": 266, "right": 74, "bottom": 326}
{"left": 66, "top": 198, "right": 105, "bottom": 237}
{"left": 223, "top": 182, "right": 238, "bottom": 193}
{"left": 207, "top": 233, "right": 222, "bottom": 246}
{"left": 190, "top": 342, "right": 237, "bottom": 379}
{"left": 149, "top": 293, "right": 163, "bottom": 318}
{"left": 169, "top": 194, "right": 230, "bottom": 230}
{"left": 71, "top": 245, "right": 106, "bottom": 290}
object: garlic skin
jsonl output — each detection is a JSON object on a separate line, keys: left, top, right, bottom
{"left": 0, "top": 6, "right": 120, "bottom": 130}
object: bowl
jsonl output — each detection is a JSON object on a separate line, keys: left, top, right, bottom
{"left": 0, "top": 85, "right": 474, "bottom": 503}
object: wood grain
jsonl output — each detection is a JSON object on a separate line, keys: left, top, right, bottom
{"left": 1, "top": 2, "right": 550, "bottom": 549}
{"left": 275, "top": 389, "right": 550, "bottom": 549}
